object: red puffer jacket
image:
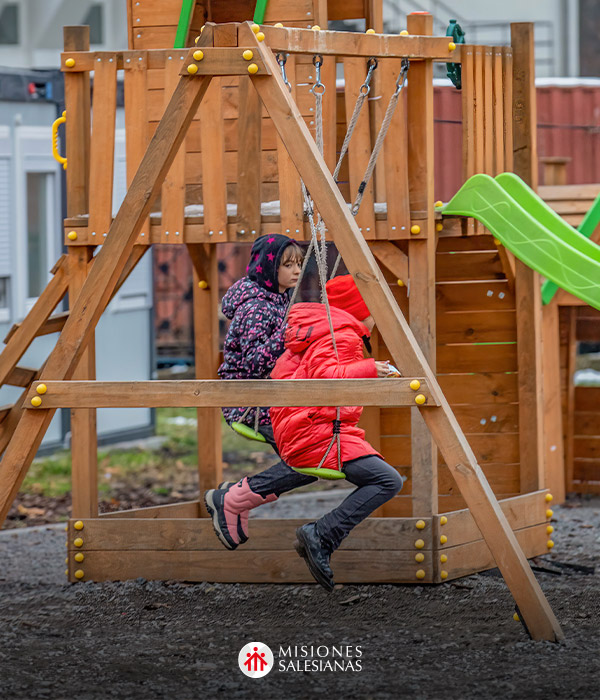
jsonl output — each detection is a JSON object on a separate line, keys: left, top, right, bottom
{"left": 270, "top": 302, "right": 381, "bottom": 470}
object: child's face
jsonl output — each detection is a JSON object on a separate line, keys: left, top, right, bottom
{"left": 278, "top": 258, "right": 302, "bottom": 292}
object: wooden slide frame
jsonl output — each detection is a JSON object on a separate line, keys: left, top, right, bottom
{"left": 0, "top": 22, "right": 562, "bottom": 641}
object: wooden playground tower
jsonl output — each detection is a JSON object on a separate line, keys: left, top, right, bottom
{"left": 0, "top": 2, "right": 565, "bottom": 640}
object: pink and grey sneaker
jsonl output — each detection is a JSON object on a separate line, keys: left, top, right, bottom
{"left": 204, "top": 477, "right": 277, "bottom": 550}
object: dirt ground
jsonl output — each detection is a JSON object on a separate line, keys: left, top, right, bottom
{"left": 0, "top": 494, "right": 598, "bottom": 700}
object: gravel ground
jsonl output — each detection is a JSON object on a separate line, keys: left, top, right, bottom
{"left": 0, "top": 493, "right": 598, "bottom": 700}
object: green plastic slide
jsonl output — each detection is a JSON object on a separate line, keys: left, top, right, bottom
{"left": 441, "top": 174, "right": 600, "bottom": 311}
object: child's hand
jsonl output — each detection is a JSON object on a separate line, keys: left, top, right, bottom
{"left": 375, "top": 361, "right": 391, "bottom": 378}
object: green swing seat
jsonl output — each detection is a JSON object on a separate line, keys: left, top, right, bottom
{"left": 231, "top": 421, "right": 266, "bottom": 442}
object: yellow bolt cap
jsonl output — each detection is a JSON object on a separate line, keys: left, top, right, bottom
{"left": 409, "top": 379, "right": 421, "bottom": 391}
{"left": 194, "top": 35, "right": 201, "bottom": 45}
{"left": 74, "top": 520, "right": 84, "bottom": 530}
{"left": 494, "top": 238, "right": 502, "bottom": 246}
{"left": 415, "top": 539, "right": 425, "bottom": 549}
{"left": 187, "top": 64, "right": 198, "bottom": 75}
{"left": 74, "top": 569, "right": 84, "bottom": 580}
{"left": 193, "top": 50, "right": 204, "bottom": 61}
{"left": 75, "top": 552, "right": 84, "bottom": 563}
{"left": 513, "top": 612, "right": 520, "bottom": 622}
{"left": 242, "top": 50, "right": 253, "bottom": 60}
{"left": 440, "top": 515, "right": 448, "bottom": 525}
{"left": 416, "top": 520, "right": 426, "bottom": 530}
{"left": 74, "top": 537, "right": 83, "bottom": 548}
{"left": 256, "top": 32, "right": 265, "bottom": 41}
{"left": 65, "top": 558, "right": 68, "bottom": 564}
{"left": 545, "top": 493, "right": 553, "bottom": 502}
{"left": 416, "top": 569, "right": 426, "bottom": 580}
{"left": 36, "top": 384, "right": 47, "bottom": 395}
{"left": 415, "top": 552, "right": 425, "bottom": 563}
{"left": 312, "top": 25, "right": 321, "bottom": 31}
{"left": 547, "top": 540, "right": 554, "bottom": 549}
{"left": 440, "top": 535, "right": 448, "bottom": 544}
{"left": 198, "top": 280, "right": 208, "bottom": 289}
{"left": 248, "top": 63, "right": 259, "bottom": 74}
{"left": 400, "top": 30, "right": 409, "bottom": 35}
{"left": 449, "top": 42, "right": 456, "bottom": 51}
{"left": 440, "top": 570, "right": 448, "bottom": 580}
{"left": 410, "top": 224, "right": 421, "bottom": 235}
{"left": 67, "top": 231, "right": 78, "bottom": 241}
{"left": 31, "top": 396, "right": 42, "bottom": 407}
{"left": 546, "top": 525, "right": 554, "bottom": 535}
{"left": 251, "top": 24, "right": 260, "bottom": 34}
{"left": 546, "top": 509, "right": 553, "bottom": 518}
{"left": 65, "top": 569, "right": 69, "bottom": 576}
{"left": 65, "top": 58, "right": 75, "bottom": 68}
{"left": 435, "top": 200, "right": 443, "bottom": 208}
{"left": 366, "top": 28, "right": 375, "bottom": 34}
{"left": 274, "top": 23, "right": 284, "bottom": 28}
{"left": 415, "top": 394, "right": 426, "bottom": 405}
{"left": 64, "top": 525, "right": 68, "bottom": 531}
{"left": 440, "top": 554, "right": 448, "bottom": 563}
{"left": 436, "top": 223, "right": 443, "bottom": 232}
{"left": 397, "top": 279, "right": 404, "bottom": 287}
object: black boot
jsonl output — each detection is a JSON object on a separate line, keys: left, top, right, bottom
{"left": 295, "top": 523, "right": 334, "bottom": 592}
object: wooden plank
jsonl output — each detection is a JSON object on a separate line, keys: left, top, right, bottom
{"left": 436, "top": 281, "right": 515, "bottom": 312}
{"left": 473, "top": 46, "right": 485, "bottom": 176}
{"left": 4, "top": 311, "right": 69, "bottom": 344}
{"left": 501, "top": 48, "right": 514, "bottom": 171}
{"left": 71, "top": 548, "right": 434, "bottom": 584}
{"left": 511, "top": 24, "right": 537, "bottom": 189}
{"left": 437, "top": 343, "right": 517, "bottom": 374}
{"left": 436, "top": 251, "right": 505, "bottom": 282}
{"left": 68, "top": 247, "right": 98, "bottom": 519}
{"left": 437, "top": 310, "right": 517, "bottom": 344}
{"left": 88, "top": 56, "right": 117, "bottom": 239}
{"left": 245, "top": 28, "right": 563, "bottom": 641}
{"left": 382, "top": 404, "right": 519, "bottom": 435}
{"left": 99, "top": 501, "right": 200, "bottom": 519}
{"left": 369, "top": 241, "right": 408, "bottom": 286}
{"left": 461, "top": 45, "right": 475, "bottom": 180}
{"left": 438, "top": 373, "right": 518, "bottom": 405}
{"left": 573, "top": 411, "right": 600, "bottom": 436}
{"left": 575, "top": 386, "right": 600, "bottom": 412}
{"left": 235, "top": 77, "right": 262, "bottom": 237}
{"left": 574, "top": 437, "right": 600, "bottom": 460}
{"left": 160, "top": 54, "right": 187, "bottom": 243}
{"left": 483, "top": 47, "right": 494, "bottom": 175}
{"left": 124, "top": 50, "right": 151, "bottom": 241}
{"left": 492, "top": 47, "right": 504, "bottom": 174}
{"left": 27, "top": 378, "right": 436, "bottom": 409}
{"left": 564, "top": 309, "right": 577, "bottom": 491}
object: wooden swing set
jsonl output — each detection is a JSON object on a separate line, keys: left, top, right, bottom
{"left": 0, "top": 7, "right": 565, "bottom": 642}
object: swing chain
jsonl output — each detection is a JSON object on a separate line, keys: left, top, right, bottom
{"left": 311, "top": 54, "right": 325, "bottom": 95}
{"left": 359, "top": 57, "right": 378, "bottom": 95}
{"left": 276, "top": 52, "right": 292, "bottom": 92}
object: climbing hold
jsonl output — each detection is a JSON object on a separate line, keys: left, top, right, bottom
{"left": 251, "top": 23, "right": 261, "bottom": 34}
{"left": 436, "top": 223, "right": 443, "bottom": 232}
{"left": 311, "top": 25, "right": 321, "bottom": 31}
{"left": 400, "top": 30, "right": 409, "bottom": 36}
{"left": 65, "top": 58, "right": 75, "bottom": 68}
{"left": 193, "top": 50, "right": 204, "bottom": 61}
{"left": 74, "top": 569, "right": 84, "bottom": 580}
{"left": 440, "top": 515, "right": 448, "bottom": 525}
{"left": 410, "top": 224, "right": 421, "bottom": 235}
{"left": 545, "top": 493, "right": 553, "bottom": 503}
{"left": 448, "top": 42, "right": 456, "bottom": 51}
{"left": 242, "top": 50, "right": 253, "bottom": 61}
{"left": 73, "top": 538, "right": 83, "bottom": 548}
{"left": 75, "top": 552, "right": 84, "bottom": 563}
{"left": 416, "top": 520, "right": 426, "bottom": 530}
{"left": 415, "top": 553, "right": 425, "bottom": 563}
{"left": 415, "top": 394, "right": 426, "bottom": 405}
{"left": 547, "top": 540, "right": 554, "bottom": 549}
{"left": 440, "top": 535, "right": 448, "bottom": 544}
{"left": 440, "top": 570, "right": 448, "bottom": 580}
{"left": 36, "top": 384, "right": 47, "bottom": 395}
{"left": 409, "top": 379, "right": 420, "bottom": 391}
{"left": 74, "top": 521, "right": 84, "bottom": 531}
{"left": 274, "top": 23, "right": 284, "bottom": 28}
{"left": 366, "top": 29, "right": 375, "bottom": 34}
{"left": 416, "top": 569, "right": 426, "bottom": 580}
{"left": 546, "top": 525, "right": 554, "bottom": 535}
{"left": 440, "top": 554, "right": 448, "bottom": 563}
{"left": 397, "top": 279, "right": 404, "bottom": 287}
{"left": 256, "top": 32, "right": 265, "bottom": 42}
{"left": 415, "top": 539, "right": 425, "bottom": 549}
{"left": 67, "top": 231, "right": 77, "bottom": 241}
{"left": 248, "top": 63, "right": 259, "bottom": 74}
{"left": 187, "top": 64, "right": 198, "bottom": 75}
{"left": 198, "top": 280, "right": 208, "bottom": 289}
{"left": 546, "top": 509, "right": 553, "bottom": 519}
{"left": 513, "top": 612, "right": 520, "bottom": 622}
{"left": 31, "top": 396, "right": 42, "bottom": 407}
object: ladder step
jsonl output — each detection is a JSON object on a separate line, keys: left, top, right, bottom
{"left": 6, "top": 366, "right": 39, "bottom": 388}
{"left": 0, "top": 404, "right": 12, "bottom": 424}
{"left": 4, "top": 311, "right": 69, "bottom": 345}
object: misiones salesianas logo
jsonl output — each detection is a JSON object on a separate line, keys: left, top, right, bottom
{"left": 238, "top": 642, "right": 363, "bottom": 676}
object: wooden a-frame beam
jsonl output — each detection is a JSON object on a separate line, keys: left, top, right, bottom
{"left": 242, "top": 23, "right": 562, "bottom": 642}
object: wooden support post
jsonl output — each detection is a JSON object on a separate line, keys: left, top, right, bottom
{"left": 314, "top": 0, "right": 336, "bottom": 172}
{"left": 564, "top": 308, "right": 577, "bottom": 493}
{"left": 68, "top": 247, "right": 98, "bottom": 518}
{"left": 236, "top": 77, "right": 262, "bottom": 238}
{"left": 406, "top": 12, "right": 437, "bottom": 517}
{"left": 246, "top": 26, "right": 562, "bottom": 640}
{"left": 511, "top": 23, "right": 544, "bottom": 493}
{"left": 188, "top": 244, "right": 222, "bottom": 515}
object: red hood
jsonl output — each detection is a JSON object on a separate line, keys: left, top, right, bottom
{"left": 284, "top": 303, "right": 370, "bottom": 353}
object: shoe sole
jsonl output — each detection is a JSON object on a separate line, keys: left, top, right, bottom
{"left": 294, "top": 533, "right": 334, "bottom": 593}
{"left": 203, "top": 490, "right": 236, "bottom": 551}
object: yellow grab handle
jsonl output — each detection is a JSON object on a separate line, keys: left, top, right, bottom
{"left": 52, "top": 111, "right": 67, "bottom": 170}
